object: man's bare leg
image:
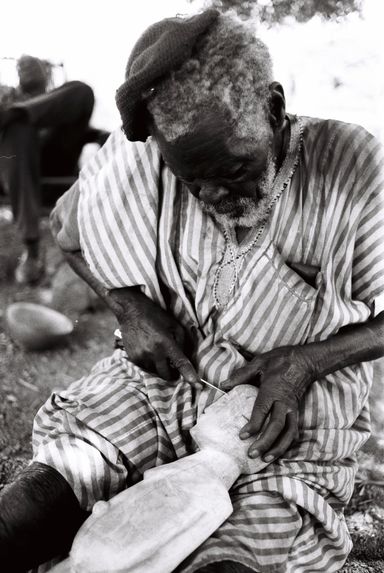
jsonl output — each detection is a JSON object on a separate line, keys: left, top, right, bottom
{"left": 0, "top": 462, "right": 88, "bottom": 571}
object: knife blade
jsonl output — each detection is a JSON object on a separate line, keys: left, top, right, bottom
{"left": 200, "top": 378, "right": 226, "bottom": 395}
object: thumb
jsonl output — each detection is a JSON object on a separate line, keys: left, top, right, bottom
{"left": 168, "top": 341, "right": 199, "bottom": 384}
{"left": 221, "top": 354, "right": 264, "bottom": 390}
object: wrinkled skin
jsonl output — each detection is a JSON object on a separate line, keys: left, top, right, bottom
{"left": 221, "top": 346, "right": 315, "bottom": 462}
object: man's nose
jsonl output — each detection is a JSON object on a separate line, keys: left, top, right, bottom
{"left": 199, "top": 185, "right": 229, "bottom": 204}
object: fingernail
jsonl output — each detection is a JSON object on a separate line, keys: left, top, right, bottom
{"left": 240, "top": 431, "right": 250, "bottom": 439}
{"left": 249, "top": 449, "right": 259, "bottom": 458}
{"left": 264, "top": 455, "right": 274, "bottom": 462}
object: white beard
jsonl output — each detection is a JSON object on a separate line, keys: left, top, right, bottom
{"left": 200, "top": 151, "right": 277, "bottom": 229}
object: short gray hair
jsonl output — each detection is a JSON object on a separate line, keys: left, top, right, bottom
{"left": 147, "top": 11, "right": 273, "bottom": 144}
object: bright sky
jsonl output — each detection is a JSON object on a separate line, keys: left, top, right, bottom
{"left": 1, "top": 0, "right": 383, "bottom": 136}
{"left": 1, "top": 0, "right": 205, "bottom": 128}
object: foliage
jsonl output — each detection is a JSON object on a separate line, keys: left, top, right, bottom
{"left": 190, "top": 0, "right": 363, "bottom": 24}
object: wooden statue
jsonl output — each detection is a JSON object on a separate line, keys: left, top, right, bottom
{"left": 50, "top": 384, "right": 268, "bottom": 573}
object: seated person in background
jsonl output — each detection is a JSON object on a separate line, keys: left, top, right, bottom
{"left": 0, "top": 10, "right": 384, "bottom": 573}
{"left": 0, "top": 54, "right": 109, "bottom": 284}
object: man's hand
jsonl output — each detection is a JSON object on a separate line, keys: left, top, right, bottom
{"left": 221, "top": 346, "right": 316, "bottom": 463}
{"left": 110, "top": 287, "right": 199, "bottom": 384}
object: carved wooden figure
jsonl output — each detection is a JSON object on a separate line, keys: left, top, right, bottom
{"left": 50, "top": 384, "right": 268, "bottom": 573}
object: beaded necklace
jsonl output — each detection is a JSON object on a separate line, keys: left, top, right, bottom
{"left": 213, "top": 115, "right": 304, "bottom": 309}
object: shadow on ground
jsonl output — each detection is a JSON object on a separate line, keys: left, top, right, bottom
{"left": 1, "top": 207, "right": 384, "bottom": 572}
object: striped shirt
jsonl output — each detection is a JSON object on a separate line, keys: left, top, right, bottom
{"left": 40, "top": 114, "right": 384, "bottom": 572}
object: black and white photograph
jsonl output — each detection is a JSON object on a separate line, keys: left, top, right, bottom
{"left": 0, "top": 1, "right": 383, "bottom": 572}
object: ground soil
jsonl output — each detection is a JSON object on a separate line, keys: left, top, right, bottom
{"left": 1, "top": 207, "right": 384, "bottom": 572}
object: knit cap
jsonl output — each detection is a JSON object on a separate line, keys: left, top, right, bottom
{"left": 115, "top": 9, "right": 219, "bottom": 142}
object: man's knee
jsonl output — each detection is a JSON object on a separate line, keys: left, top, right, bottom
{"left": 63, "top": 80, "right": 95, "bottom": 115}
{"left": 0, "top": 462, "right": 87, "bottom": 570}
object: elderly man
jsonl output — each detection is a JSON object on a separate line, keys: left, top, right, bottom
{"left": 1, "top": 9, "right": 384, "bottom": 573}
{"left": 0, "top": 55, "right": 107, "bottom": 284}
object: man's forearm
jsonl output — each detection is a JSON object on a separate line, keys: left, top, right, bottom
{"left": 305, "top": 312, "right": 384, "bottom": 381}
{"left": 62, "top": 250, "right": 140, "bottom": 319}
{"left": 63, "top": 250, "right": 110, "bottom": 303}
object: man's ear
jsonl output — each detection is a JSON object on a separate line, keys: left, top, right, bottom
{"left": 268, "top": 82, "right": 286, "bottom": 129}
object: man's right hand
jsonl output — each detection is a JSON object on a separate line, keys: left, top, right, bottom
{"left": 51, "top": 239, "right": 199, "bottom": 384}
{"left": 109, "top": 287, "right": 199, "bottom": 384}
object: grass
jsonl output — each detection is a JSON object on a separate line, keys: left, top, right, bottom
{"left": 0, "top": 206, "right": 117, "bottom": 488}
{"left": 1, "top": 206, "right": 384, "bottom": 572}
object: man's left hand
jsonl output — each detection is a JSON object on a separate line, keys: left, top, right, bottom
{"left": 221, "top": 346, "right": 316, "bottom": 463}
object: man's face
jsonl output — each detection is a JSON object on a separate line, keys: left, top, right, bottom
{"left": 17, "top": 56, "right": 48, "bottom": 94}
{"left": 154, "top": 110, "right": 276, "bottom": 228}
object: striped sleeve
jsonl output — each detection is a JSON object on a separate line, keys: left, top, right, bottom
{"left": 351, "top": 131, "right": 384, "bottom": 305}
{"left": 51, "top": 180, "right": 81, "bottom": 252}
{"left": 77, "top": 129, "right": 165, "bottom": 301}
{"left": 50, "top": 128, "right": 128, "bottom": 253}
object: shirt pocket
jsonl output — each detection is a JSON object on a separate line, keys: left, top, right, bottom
{"left": 221, "top": 242, "right": 322, "bottom": 353}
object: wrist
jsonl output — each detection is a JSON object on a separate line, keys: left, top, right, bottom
{"left": 106, "top": 290, "right": 130, "bottom": 320}
{"left": 297, "top": 344, "right": 320, "bottom": 386}
{"left": 290, "top": 346, "right": 318, "bottom": 394}
{"left": 107, "top": 286, "right": 145, "bottom": 322}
